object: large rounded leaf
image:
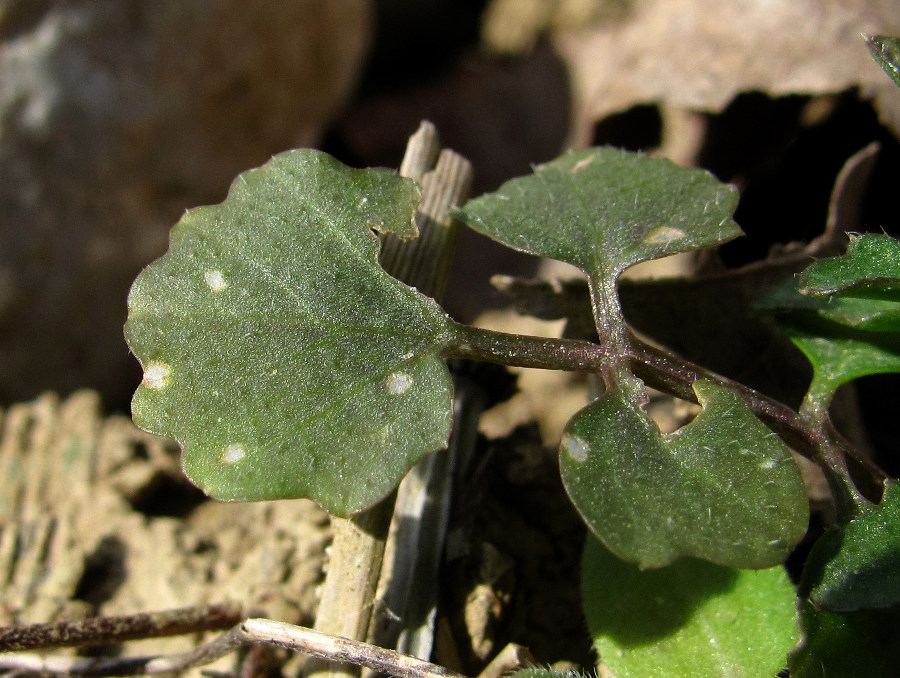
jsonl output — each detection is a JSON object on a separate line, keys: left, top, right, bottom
{"left": 560, "top": 377, "right": 808, "bottom": 569}
{"left": 583, "top": 536, "right": 799, "bottom": 678}
{"left": 126, "top": 150, "right": 456, "bottom": 516}
{"left": 454, "top": 147, "right": 740, "bottom": 276}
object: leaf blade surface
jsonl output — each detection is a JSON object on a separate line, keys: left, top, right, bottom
{"left": 582, "top": 536, "right": 799, "bottom": 678}
{"left": 126, "top": 150, "right": 455, "bottom": 515}
{"left": 560, "top": 378, "right": 808, "bottom": 569}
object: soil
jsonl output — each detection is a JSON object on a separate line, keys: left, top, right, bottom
{"left": 0, "top": 389, "right": 598, "bottom": 678}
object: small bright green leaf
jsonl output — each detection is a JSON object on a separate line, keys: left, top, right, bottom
{"left": 763, "top": 274, "right": 900, "bottom": 333}
{"left": 560, "top": 376, "right": 808, "bottom": 569}
{"left": 582, "top": 536, "right": 799, "bottom": 678}
{"left": 865, "top": 34, "right": 900, "bottom": 89}
{"left": 795, "top": 295, "right": 900, "bottom": 332}
{"left": 761, "top": 276, "right": 900, "bottom": 406}
{"left": 126, "top": 149, "right": 457, "bottom": 516}
{"left": 800, "top": 234, "right": 900, "bottom": 299}
{"left": 788, "top": 600, "right": 900, "bottom": 678}
{"left": 804, "top": 482, "right": 900, "bottom": 611}
{"left": 779, "top": 320, "right": 900, "bottom": 403}
{"left": 453, "top": 147, "right": 741, "bottom": 276}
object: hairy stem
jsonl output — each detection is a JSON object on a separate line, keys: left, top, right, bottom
{"left": 447, "top": 322, "right": 606, "bottom": 372}
{"left": 444, "top": 321, "right": 887, "bottom": 496}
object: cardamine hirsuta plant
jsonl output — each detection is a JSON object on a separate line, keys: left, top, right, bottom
{"left": 122, "top": 34, "right": 900, "bottom": 678}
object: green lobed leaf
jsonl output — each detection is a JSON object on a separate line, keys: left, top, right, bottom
{"left": 788, "top": 600, "right": 900, "bottom": 678}
{"left": 126, "top": 149, "right": 456, "bottom": 516}
{"left": 453, "top": 147, "right": 741, "bottom": 277}
{"left": 761, "top": 276, "right": 900, "bottom": 408}
{"left": 800, "top": 234, "right": 900, "bottom": 300}
{"left": 560, "top": 375, "right": 808, "bottom": 569}
{"left": 865, "top": 34, "right": 900, "bottom": 89}
{"left": 792, "top": 234, "right": 900, "bottom": 332}
{"left": 804, "top": 481, "right": 900, "bottom": 611}
{"left": 582, "top": 536, "right": 799, "bottom": 678}
{"left": 770, "top": 292, "right": 900, "bottom": 332}
{"left": 776, "top": 318, "right": 900, "bottom": 405}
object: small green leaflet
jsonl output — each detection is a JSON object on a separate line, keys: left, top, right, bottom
{"left": 797, "top": 234, "right": 900, "bottom": 332}
{"left": 789, "top": 600, "right": 900, "bottom": 678}
{"left": 800, "top": 234, "right": 900, "bottom": 299}
{"left": 126, "top": 150, "right": 456, "bottom": 516}
{"left": 455, "top": 147, "right": 741, "bottom": 277}
{"left": 582, "top": 536, "right": 799, "bottom": 678}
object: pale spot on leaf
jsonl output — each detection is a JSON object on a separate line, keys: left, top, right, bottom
{"left": 204, "top": 269, "right": 228, "bottom": 291}
{"left": 563, "top": 434, "right": 590, "bottom": 463}
{"left": 142, "top": 362, "right": 171, "bottom": 389}
{"left": 222, "top": 443, "right": 246, "bottom": 464}
{"left": 384, "top": 372, "right": 413, "bottom": 395}
{"left": 645, "top": 226, "right": 686, "bottom": 245}
{"left": 572, "top": 156, "right": 595, "bottom": 172}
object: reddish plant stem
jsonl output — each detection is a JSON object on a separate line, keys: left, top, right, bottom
{"left": 446, "top": 321, "right": 887, "bottom": 498}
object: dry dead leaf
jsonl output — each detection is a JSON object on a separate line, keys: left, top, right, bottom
{"left": 548, "top": 0, "right": 900, "bottom": 142}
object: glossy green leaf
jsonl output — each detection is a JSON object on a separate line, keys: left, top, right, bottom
{"left": 788, "top": 600, "right": 900, "bottom": 678}
{"left": 560, "top": 376, "right": 808, "bottom": 569}
{"left": 582, "top": 536, "right": 799, "bottom": 678}
{"left": 761, "top": 277, "right": 900, "bottom": 407}
{"left": 865, "top": 34, "right": 900, "bottom": 89}
{"left": 778, "top": 320, "right": 900, "bottom": 405}
{"left": 793, "top": 234, "right": 900, "bottom": 331}
{"left": 454, "top": 147, "right": 741, "bottom": 276}
{"left": 763, "top": 277, "right": 900, "bottom": 334}
{"left": 804, "top": 481, "right": 900, "bottom": 611}
{"left": 800, "top": 234, "right": 900, "bottom": 299}
{"left": 126, "top": 149, "right": 456, "bottom": 516}
{"left": 780, "top": 294, "right": 900, "bottom": 332}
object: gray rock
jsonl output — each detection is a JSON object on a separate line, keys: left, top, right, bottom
{"left": 0, "top": 0, "right": 372, "bottom": 406}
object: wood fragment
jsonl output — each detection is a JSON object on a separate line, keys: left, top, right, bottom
{"left": 0, "top": 617, "right": 472, "bottom": 678}
{"left": 309, "top": 121, "right": 473, "bottom": 678}
{"left": 0, "top": 603, "right": 243, "bottom": 652}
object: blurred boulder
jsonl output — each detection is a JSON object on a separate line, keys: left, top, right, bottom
{"left": 0, "top": 0, "right": 372, "bottom": 407}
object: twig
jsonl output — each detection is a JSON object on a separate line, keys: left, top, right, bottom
{"left": 368, "top": 144, "right": 474, "bottom": 665}
{"left": 309, "top": 121, "right": 470, "bottom": 678}
{"left": 0, "top": 625, "right": 245, "bottom": 676}
{"left": 245, "top": 619, "right": 466, "bottom": 678}
{"left": 0, "top": 603, "right": 243, "bottom": 652}
{"left": 0, "top": 618, "right": 471, "bottom": 678}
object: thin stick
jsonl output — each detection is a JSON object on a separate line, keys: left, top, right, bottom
{"left": 245, "top": 619, "right": 467, "bottom": 678}
{"left": 0, "top": 603, "right": 243, "bottom": 652}
{"left": 0, "top": 618, "right": 471, "bottom": 678}
{"left": 0, "top": 626, "right": 246, "bottom": 676}
{"left": 309, "top": 121, "right": 447, "bottom": 678}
